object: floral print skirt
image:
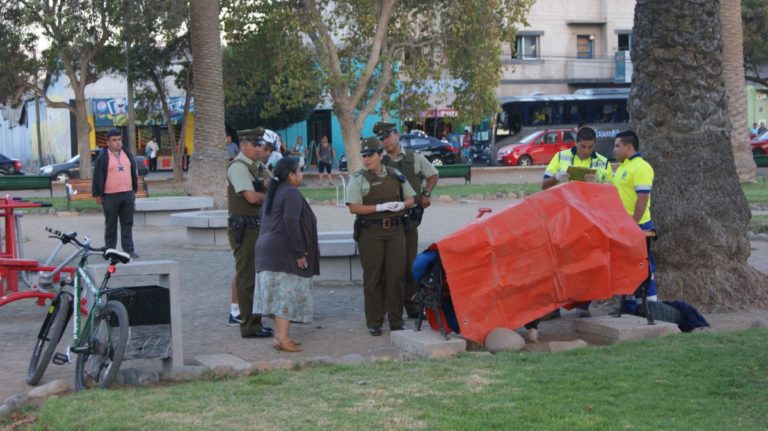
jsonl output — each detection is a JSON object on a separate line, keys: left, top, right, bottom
{"left": 253, "top": 271, "right": 313, "bottom": 323}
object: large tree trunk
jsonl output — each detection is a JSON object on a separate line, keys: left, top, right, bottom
{"left": 74, "top": 85, "right": 92, "bottom": 178}
{"left": 336, "top": 105, "right": 362, "bottom": 172}
{"left": 187, "top": 0, "right": 227, "bottom": 207}
{"left": 721, "top": 0, "right": 757, "bottom": 183}
{"left": 631, "top": 0, "right": 768, "bottom": 311}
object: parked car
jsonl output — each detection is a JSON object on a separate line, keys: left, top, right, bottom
{"left": 0, "top": 153, "right": 24, "bottom": 175}
{"left": 751, "top": 131, "right": 768, "bottom": 155}
{"left": 496, "top": 128, "right": 577, "bottom": 166}
{"left": 39, "top": 149, "right": 149, "bottom": 181}
{"left": 400, "top": 133, "right": 456, "bottom": 166}
{"left": 338, "top": 133, "right": 456, "bottom": 171}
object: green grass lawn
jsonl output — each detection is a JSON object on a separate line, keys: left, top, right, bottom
{"left": 743, "top": 182, "right": 768, "bottom": 206}
{"left": 17, "top": 329, "right": 768, "bottom": 430}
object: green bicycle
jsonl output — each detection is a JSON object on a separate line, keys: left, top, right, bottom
{"left": 26, "top": 228, "right": 132, "bottom": 390}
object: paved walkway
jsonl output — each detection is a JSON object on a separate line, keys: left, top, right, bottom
{"left": 1, "top": 197, "right": 767, "bottom": 402}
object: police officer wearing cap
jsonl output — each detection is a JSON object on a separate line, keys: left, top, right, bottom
{"left": 227, "top": 132, "right": 274, "bottom": 338}
{"left": 374, "top": 122, "right": 439, "bottom": 318}
{"left": 346, "top": 137, "right": 416, "bottom": 336}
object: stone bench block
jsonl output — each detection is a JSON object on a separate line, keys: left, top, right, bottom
{"left": 170, "top": 210, "right": 227, "bottom": 228}
{"left": 136, "top": 196, "right": 214, "bottom": 212}
{"left": 135, "top": 197, "right": 214, "bottom": 227}
{"left": 319, "top": 239, "right": 357, "bottom": 257}
{"left": 318, "top": 231, "right": 354, "bottom": 241}
{"left": 573, "top": 314, "right": 680, "bottom": 345}
{"left": 390, "top": 329, "right": 466, "bottom": 358}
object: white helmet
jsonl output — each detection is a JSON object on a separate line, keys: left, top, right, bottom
{"left": 262, "top": 129, "right": 279, "bottom": 146}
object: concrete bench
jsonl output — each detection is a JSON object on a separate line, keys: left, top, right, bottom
{"left": 317, "top": 231, "right": 361, "bottom": 282}
{"left": 169, "top": 210, "right": 229, "bottom": 246}
{"left": 169, "top": 209, "right": 361, "bottom": 281}
{"left": 135, "top": 196, "right": 213, "bottom": 227}
{"left": 87, "top": 260, "right": 184, "bottom": 375}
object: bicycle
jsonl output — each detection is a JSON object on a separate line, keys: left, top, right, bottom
{"left": 26, "top": 228, "right": 132, "bottom": 391}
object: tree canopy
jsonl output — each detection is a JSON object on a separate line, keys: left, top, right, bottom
{"left": 223, "top": 0, "right": 533, "bottom": 171}
{"left": 220, "top": 5, "right": 322, "bottom": 132}
{"left": 0, "top": 0, "right": 122, "bottom": 175}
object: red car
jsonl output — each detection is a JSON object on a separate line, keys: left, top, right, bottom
{"left": 496, "top": 128, "right": 577, "bottom": 166}
{"left": 752, "top": 131, "right": 768, "bottom": 155}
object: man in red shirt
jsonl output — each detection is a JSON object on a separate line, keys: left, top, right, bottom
{"left": 92, "top": 128, "right": 140, "bottom": 258}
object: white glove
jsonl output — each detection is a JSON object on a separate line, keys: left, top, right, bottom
{"left": 386, "top": 201, "right": 405, "bottom": 212}
{"left": 375, "top": 203, "right": 389, "bottom": 212}
{"left": 555, "top": 172, "right": 569, "bottom": 183}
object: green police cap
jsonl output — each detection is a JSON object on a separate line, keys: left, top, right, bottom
{"left": 360, "top": 137, "right": 383, "bottom": 156}
{"left": 373, "top": 122, "right": 397, "bottom": 139}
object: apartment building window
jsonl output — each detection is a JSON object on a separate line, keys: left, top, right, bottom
{"left": 618, "top": 33, "right": 632, "bottom": 51}
{"left": 514, "top": 35, "right": 539, "bottom": 60}
{"left": 577, "top": 35, "right": 594, "bottom": 59}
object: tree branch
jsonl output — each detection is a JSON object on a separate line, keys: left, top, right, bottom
{"left": 303, "top": 0, "right": 344, "bottom": 84}
{"left": 356, "top": 56, "right": 394, "bottom": 130}
{"left": 349, "top": 0, "right": 397, "bottom": 107}
{"left": 81, "top": 1, "right": 111, "bottom": 73}
{"left": 42, "top": 92, "right": 75, "bottom": 114}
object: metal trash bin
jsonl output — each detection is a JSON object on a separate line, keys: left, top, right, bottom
{"left": 107, "top": 285, "right": 172, "bottom": 360}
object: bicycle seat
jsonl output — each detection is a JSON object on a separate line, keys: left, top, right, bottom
{"left": 104, "top": 249, "right": 131, "bottom": 264}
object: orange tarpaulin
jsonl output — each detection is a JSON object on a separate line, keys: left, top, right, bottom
{"left": 434, "top": 182, "right": 648, "bottom": 343}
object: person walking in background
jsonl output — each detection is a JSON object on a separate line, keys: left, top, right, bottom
{"left": 462, "top": 128, "right": 471, "bottom": 163}
{"left": 254, "top": 157, "right": 319, "bottom": 352}
{"left": 375, "top": 121, "right": 439, "bottom": 319}
{"left": 291, "top": 136, "right": 307, "bottom": 171}
{"left": 346, "top": 137, "right": 416, "bottom": 336}
{"left": 144, "top": 137, "right": 159, "bottom": 172}
{"left": 92, "top": 128, "right": 140, "bottom": 259}
{"left": 227, "top": 134, "right": 274, "bottom": 338}
{"left": 226, "top": 131, "right": 239, "bottom": 161}
{"left": 316, "top": 136, "right": 336, "bottom": 186}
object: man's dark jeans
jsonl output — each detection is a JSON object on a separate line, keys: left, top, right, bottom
{"left": 103, "top": 191, "right": 135, "bottom": 253}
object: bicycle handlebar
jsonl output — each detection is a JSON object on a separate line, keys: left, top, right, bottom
{"left": 45, "top": 227, "right": 108, "bottom": 254}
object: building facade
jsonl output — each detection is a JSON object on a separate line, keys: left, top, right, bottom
{"left": 499, "top": 0, "right": 636, "bottom": 97}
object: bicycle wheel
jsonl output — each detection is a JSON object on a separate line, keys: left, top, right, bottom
{"left": 27, "top": 292, "right": 73, "bottom": 385}
{"left": 74, "top": 300, "right": 129, "bottom": 391}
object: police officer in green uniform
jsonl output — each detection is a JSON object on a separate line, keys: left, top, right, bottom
{"left": 227, "top": 133, "right": 274, "bottom": 338}
{"left": 346, "top": 137, "right": 416, "bottom": 336}
{"left": 374, "top": 122, "right": 439, "bottom": 318}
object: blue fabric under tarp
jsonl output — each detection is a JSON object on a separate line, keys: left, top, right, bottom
{"left": 663, "top": 300, "right": 710, "bottom": 332}
{"left": 413, "top": 250, "right": 460, "bottom": 333}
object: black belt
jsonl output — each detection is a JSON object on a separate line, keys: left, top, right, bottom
{"left": 369, "top": 217, "right": 401, "bottom": 228}
{"left": 229, "top": 214, "right": 260, "bottom": 229}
